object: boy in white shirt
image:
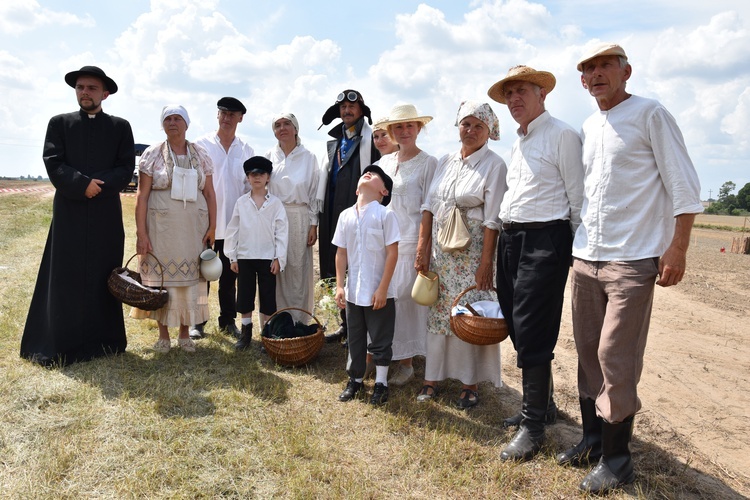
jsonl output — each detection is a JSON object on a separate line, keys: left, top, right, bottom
{"left": 225, "top": 156, "right": 289, "bottom": 350}
{"left": 333, "top": 165, "right": 399, "bottom": 405}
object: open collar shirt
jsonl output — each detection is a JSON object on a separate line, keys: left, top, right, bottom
{"left": 331, "top": 201, "right": 400, "bottom": 306}
{"left": 224, "top": 192, "right": 289, "bottom": 271}
{"left": 499, "top": 111, "right": 584, "bottom": 234}
{"left": 195, "top": 133, "right": 255, "bottom": 239}
{"left": 573, "top": 95, "right": 703, "bottom": 261}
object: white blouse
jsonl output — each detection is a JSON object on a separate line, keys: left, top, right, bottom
{"left": 422, "top": 142, "right": 507, "bottom": 231}
{"left": 265, "top": 143, "right": 322, "bottom": 225}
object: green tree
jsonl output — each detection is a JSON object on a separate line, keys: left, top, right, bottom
{"left": 736, "top": 182, "right": 750, "bottom": 210}
{"left": 718, "top": 181, "right": 736, "bottom": 203}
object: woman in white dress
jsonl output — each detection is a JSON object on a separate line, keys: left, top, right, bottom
{"left": 376, "top": 104, "right": 437, "bottom": 386}
{"left": 265, "top": 113, "right": 321, "bottom": 322}
{"left": 415, "top": 101, "right": 507, "bottom": 408}
{"left": 135, "top": 105, "right": 217, "bottom": 353}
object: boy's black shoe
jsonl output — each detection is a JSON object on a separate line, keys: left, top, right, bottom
{"left": 370, "top": 383, "right": 389, "bottom": 405}
{"left": 338, "top": 379, "right": 362, "bottom": 402}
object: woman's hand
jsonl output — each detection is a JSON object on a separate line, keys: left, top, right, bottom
{"left": 230, "top": 261, "right": 239, "bottom": 274}
{"left": 474, "top": 260, "right": 494, "bottom": 291}
{"left": 202, "top": 226, "right": 216, "bottom": 248}
{"left": 270, "top": 259, "right": 280, "bottom": 275}
{"left": 307, "top": 225, "right": 318, "bottom": 246}
{"left": 136, "top": 233, "right": 152, "bottom": 255}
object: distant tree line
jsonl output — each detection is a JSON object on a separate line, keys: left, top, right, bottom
{"left": 706, "top": 181, "right": 750, "bottom": 215}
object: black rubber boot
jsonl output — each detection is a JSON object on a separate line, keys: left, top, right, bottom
{"left": 500, "top": 362, "right": 551, "bottom": 462}
{"left": 579, "top": 416, "right": 635, "bottom": 494}
{"left": 234, "top": 323, "right": 253, "bottom": 351}
{"left": 556, "top": 398, "right": 603, "bottom": 466}
{"left": 503, "top": 370, "right": 557, "bottom": 428}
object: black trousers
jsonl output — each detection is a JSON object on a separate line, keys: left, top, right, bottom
{"left": 496, "top": 223, "right": 572, "bottom": 368}
{"left": 236, "top": 259, "right": 277, "bottom": 316}
{"left": 212, "top": 239, "right": 237, "bottom": 326}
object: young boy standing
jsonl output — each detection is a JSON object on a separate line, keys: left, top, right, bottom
{"left": 332, "top": 165, "right": 400, "bottom": 405}
{"left": 225, "top": 156, "right": 288, "bottom": 350}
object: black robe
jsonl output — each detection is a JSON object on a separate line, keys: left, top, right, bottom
{"left": 318, "top": 119, "right": 380, "bottom": 280}
{"left": 20, "top": 109, "right": 135, "bottom": 366}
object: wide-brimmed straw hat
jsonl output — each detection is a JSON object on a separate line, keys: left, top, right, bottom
{"left": 64, "top": 65, "right": 119, "bottom": 94}
{"left": 576, "top": 42, "right": 628, "bottom": 72}
{"left": 377, "top": 104, "right": 433, "bottom": 128}
{"left": 487, "top": 65, "right": 556, "bottom": 104}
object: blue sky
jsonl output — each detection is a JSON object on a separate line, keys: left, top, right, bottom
{"left": 2, "top": 0, "right": 749, "bottom": 199}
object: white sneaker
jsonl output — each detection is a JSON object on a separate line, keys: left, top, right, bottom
{"left": 388, "top": 364, "right": 414, "bottom": 386}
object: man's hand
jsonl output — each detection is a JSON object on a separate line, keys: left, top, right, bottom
{"left": 85, "top": 179, "right": 104, "bottom": 198}
{"left": 657, "top": 213, "right": 697, "bottom": 287}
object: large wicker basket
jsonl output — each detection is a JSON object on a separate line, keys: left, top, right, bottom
{"left": 261, "top": 307, "right": 325, "bottom": 367}
{"left": 108, "top": 253, "right": 169, "bottom": 311}
{"left": 449, "top": 286, "right": 508, "bottom": 345}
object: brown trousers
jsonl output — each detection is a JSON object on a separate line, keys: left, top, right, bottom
{"left": 570, "top": 257, "right": 659, "bottom": 423}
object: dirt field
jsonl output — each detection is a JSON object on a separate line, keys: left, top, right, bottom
{"left": 525, "top": 217, "right": 750, "bottom": 497}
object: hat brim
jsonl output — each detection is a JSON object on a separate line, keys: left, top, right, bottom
{"left": 487, "top": 72, "right": 555, "bottom": 104}
{"left": 377, "top": 116, "right": 433, "bottom": 128}
{"left": 64, "top": 70, "right": 118, "bottom": 94}
{"left": 321, "top": 102, "right": 372, "bottom": 126}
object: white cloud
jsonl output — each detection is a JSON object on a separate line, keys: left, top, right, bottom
{"left": 0, "top": 0, "right": 94, "bottom": 35}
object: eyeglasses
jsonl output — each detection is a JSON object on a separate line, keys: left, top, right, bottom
{"left": 336, "top": 91, "right": 360, "bottom": 103}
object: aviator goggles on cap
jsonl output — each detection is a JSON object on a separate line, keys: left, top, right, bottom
{"left": 337, "top": 91, "right": 360, "bottom": 103}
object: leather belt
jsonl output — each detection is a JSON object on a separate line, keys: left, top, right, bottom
{"left": 501, "top": 219, "right": 569, "bottom": 231}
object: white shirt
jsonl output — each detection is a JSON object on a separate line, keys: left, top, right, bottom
{"left": 573, "top": 95, "right": 703, "bottom": 261}
{"left": 499, "top": 111, "right": 584, "bottom": 234}
{"left": 265, "top": 143, "right": 321, "bottom": 225}
{"left": 332, "top": 201, "right": 400, "bottom": 306}
{"left": 224, "top": 192, "right": 289, "bottom": 271}
{"left": 422, "top": 142, "right": 507, "bottom": 231}
{"left": 194, "top": 133, "right": 255, "bottom": 239}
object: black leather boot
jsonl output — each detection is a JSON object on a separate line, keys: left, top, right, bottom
{"left": 234, "top": 323, "right": 253, "bottom": 351}
{"left": 556, "top": 398, "right": 602, "bottom": 466}
{"left": 500, "top": 362, "right": 551, "bottom": 462}
{"left": 503, "top": 370, "right": 557, "bottom": 428}
{"left": 579, "top": 416, "right": 635, "bottom": 494}
{"left": 325, "top": 308, "right": 348, "bottom": 344}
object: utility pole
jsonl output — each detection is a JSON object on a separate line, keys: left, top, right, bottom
{"left": 708, "top": 188, "right": 712, "bottom": 207}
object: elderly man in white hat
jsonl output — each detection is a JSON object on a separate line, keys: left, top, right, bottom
{"left": 562, "top": 43, "right": 703, "bottom": 494}
{"left": 487, "top": 66, "right": 584, "bottom": 463}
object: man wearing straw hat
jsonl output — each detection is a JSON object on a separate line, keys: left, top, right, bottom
{"left": 487, "top": 65, "right": 584, "bottom": 462}
{"left": 564, "top": 43, "right": 702, "bottom": 494}
{"left": 20, "top": 65, "right": 135, "bottom": 366}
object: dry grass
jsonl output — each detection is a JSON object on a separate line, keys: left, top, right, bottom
{"left": 0, "top": 184, "right": 745, "bottom": 499}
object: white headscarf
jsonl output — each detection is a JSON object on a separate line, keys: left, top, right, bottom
{"left": 161, "top": 104, "right": 190, "bottom": 129}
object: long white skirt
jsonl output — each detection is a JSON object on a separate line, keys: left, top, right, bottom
{"left": 391, "top": 250, "right": 428, "bottom": 360}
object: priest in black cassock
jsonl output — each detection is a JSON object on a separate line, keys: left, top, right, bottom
{"left": 20, "top": 66, "right": 135, "bottom": 367}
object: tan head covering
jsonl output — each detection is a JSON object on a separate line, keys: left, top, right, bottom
{"left": 487, "top": 65, "right": 556, "bottom": 104}
{"left": 577, "top": 43, "right": 628, "bottom": 72}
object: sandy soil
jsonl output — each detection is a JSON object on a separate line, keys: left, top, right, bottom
{"left": 502, "top": 216, "right": 750, "bottom": 497}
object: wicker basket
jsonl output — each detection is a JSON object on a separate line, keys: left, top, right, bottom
{"left": 449, "top": 285, "right": 508, "bottom": 345}
{"left": 261, "top": 307, "right": 325, "bottom": 367}
{"left": 108, "top": 253, "right": 169, "bottom": 311}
